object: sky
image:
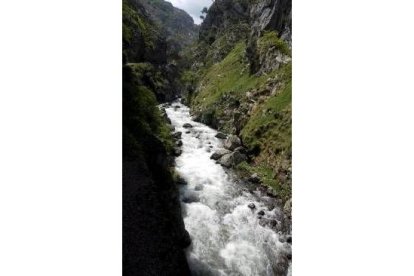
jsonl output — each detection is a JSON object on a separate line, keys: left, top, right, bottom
{"left": 168, "top": 0, "right": 213, "bottom": 24}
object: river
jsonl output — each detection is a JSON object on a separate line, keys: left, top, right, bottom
{"left": 164, "top": 101, "right": 292, "bottom": 276}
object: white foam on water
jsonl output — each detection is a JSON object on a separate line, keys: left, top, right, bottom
{"left": 165, "top": 101, "right": 291, "bottom": 276}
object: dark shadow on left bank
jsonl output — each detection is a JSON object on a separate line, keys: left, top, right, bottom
{"left": 122, "top": 0, "right": 198, "bottom": 274}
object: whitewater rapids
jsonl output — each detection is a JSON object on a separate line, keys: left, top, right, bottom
{"left": 164, "top": 101, "right": 292, "bottom": 276}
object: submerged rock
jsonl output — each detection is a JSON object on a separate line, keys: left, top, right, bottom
{"left": 183, "top": 123, "right": 193, "bottom": 128}
{"left": 224, "top": 135, "right": 242, "bottom": 151}
{"left": 248, "top": 203, "right": 256, "bottom": 209}
{"left": 258, "top": 210, "right": 265, "bottom": 216}
{"left": 175, "top": 175, "right": 187, "bottom": 186}
{"left": 210, "top": 149, "right": 232, "bottom": 160}
{"left": 259, "top": 218, "right": 278, "bottom": 229}
{"left": 215, "top": 132, "right": 227, "bottom": 139}
{"left": 172, "top": 132, "right": 182, "bottom": 139}
{"left": 194, "top": 184, "right": 203, "bottom": 191}
{"left": 182, "top": 190, "right": 200, "bottom": 204}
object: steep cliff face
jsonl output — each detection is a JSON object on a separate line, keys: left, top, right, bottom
{"left": 123, "top": 0, "right": 167, "bottom": 65}
{"left": 122, "top": 0, "right": 193, "bottom": 274}
{"left": 199, "top": 0, "right": 291, "bottom": 44}
{"left": 140, "top": 0, "right": 198, "bottom": 57}
{"left": 123, "top": 0, "right": 197, "bottom": 101}
{"left": 248, "top": 0, "right": 292, "bottom": 74}
{"left": 249, "top": 0, "right": 292, "bottom": 42}
{"left": 196, "top": 0, "right": 250, "bottom": 66}
{"left": 195, "top": 0, "right": 292, "bottom": 73}
{"left": 186, "top": 0, "right": 292, "bottom": 205}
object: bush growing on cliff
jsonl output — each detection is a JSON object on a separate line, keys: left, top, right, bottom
{"left": 257, "top": 31, "right": 291, "bottom": 56}
{"left": 123, "top": 64, "right": 174, "bottom": 160}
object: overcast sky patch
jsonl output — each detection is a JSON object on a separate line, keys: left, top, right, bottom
{"left": 168, "top": 0, "right": 213, "bottom": 24}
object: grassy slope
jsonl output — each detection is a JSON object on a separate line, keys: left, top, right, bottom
{"left": 190, "top": 31, "right": 292, "bottom": 202}
{"left": 192, "top": 42, "right": 267, "bottom": 109}
{"left": 238, "top": 64, "right": 292, "bottom": 200}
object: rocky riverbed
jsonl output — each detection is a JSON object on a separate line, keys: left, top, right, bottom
{"left": 163, "top": 101, "right": 292, "bottom": 276}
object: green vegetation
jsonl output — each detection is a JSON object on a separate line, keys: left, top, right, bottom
{"left": 191, "top": 42, "right": 269, "bottom": 110}
{"left": 202, "top": 23, "right": 250, "bottom": 66}
{"left": 123, "top": 0, "right": 292, "bottom": 202}
{"left": 123, "top": 63, "right": 174, "bottom": 161}
{"left": 241, "top": 63, "right": 291, "bottom": 150}
{"left": 123, "top": 0, "right": 157, "bottom": 50}
{"left": 188, "top": 28, "right": 292, "bottom": 202}
{"left": 122, "top": 0, "right": 196, "bottom": 162}
{"left": 239, "top": 63, "right": 291, "bottom": 200}
{"left": 237, "top": 161, "right": 291, "bottom": 201}
{"left": 257, "top": 31, "right": 291, "bottom": 56}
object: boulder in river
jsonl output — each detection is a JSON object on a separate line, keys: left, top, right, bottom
{"left": 174, "top": 148, "right": 182, "bottom": 157}
{"left": 176, "top": 140, "right": 183, "bottom": 147}
{"left": 259, "top": 218, "right": 278, "bottom": 229}
{"left": 258, "top": 210, "right": 265, "bottom": 216}
{"left": 215, "top": 132, "right": 227, "bottom": 139}
{"left": 172, "top": 132, "right": 182, "bottom": 139}
{"left": 248, "top": 203, "right": 256, "bottom": 209}
{"left": 217, "top": 151, "right": 247, "bottom": 168}
{"left": 224, "top": 135, "right": 242, "bottom": 151}
{"left": 210, "top": 149, "right": 232, "bottom": 160}
{"left": 183, "top": 123, "right": 193, "bottom": 128}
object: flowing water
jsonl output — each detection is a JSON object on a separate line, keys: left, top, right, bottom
{"left": 164, "top": 101, "right": 292, "bottom": 276}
